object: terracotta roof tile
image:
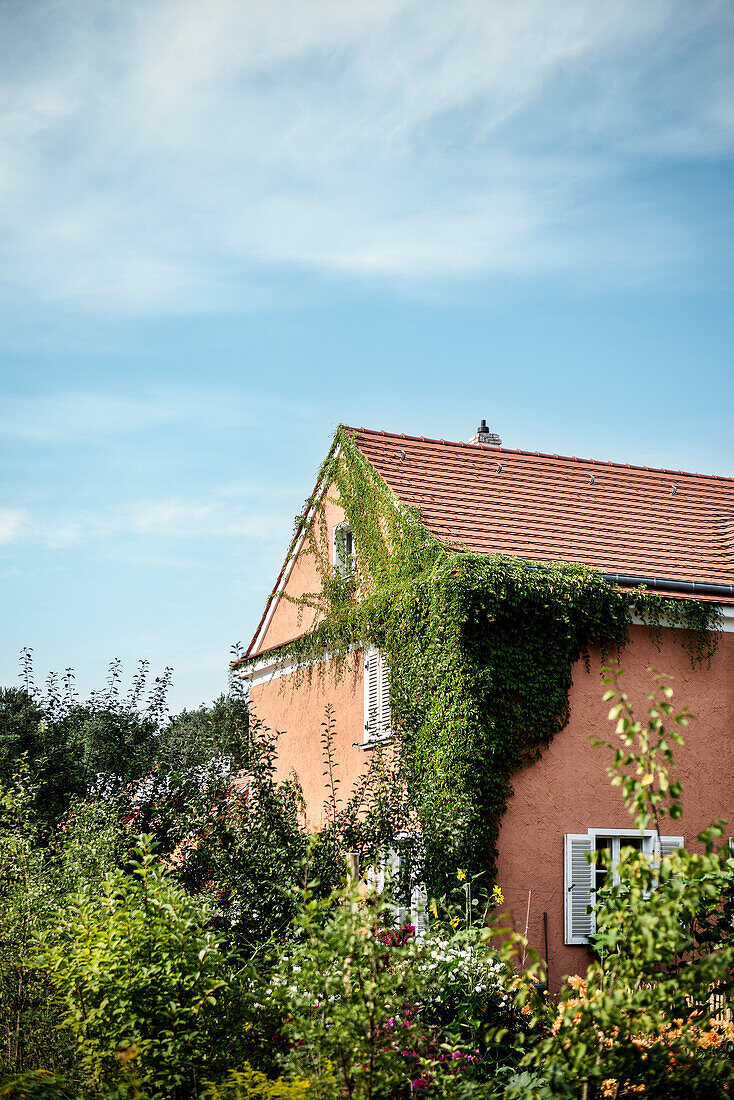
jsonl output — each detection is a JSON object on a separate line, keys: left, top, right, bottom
{"left": 347, "top": 426, "right": 734, "bottom": 600}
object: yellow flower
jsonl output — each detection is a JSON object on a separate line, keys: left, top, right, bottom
{"left": 457, "top": 870, "right": 467, "bottom": 881}
{"left": 450, "top": 917, "right": 460, "bottom": 929}
{"left": 115, "top": 1043, "right": 139, "bottom": 1065}
{"left": 492, "top": 884, "right": 504, "bottom": 904}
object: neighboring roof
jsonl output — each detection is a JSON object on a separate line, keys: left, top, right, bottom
{"left": 347, "top": 426, "right": 734, "bottom": 601}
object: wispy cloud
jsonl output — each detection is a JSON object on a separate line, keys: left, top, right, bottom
{"left": 0, "top": 508, "right": 29, "bottom": 546}
{"left": 1, "top": 490, "right": 293, "bottom": 549}
{"left": 0, "top": 390, "right": 255, "bottom": 442}
{"left": 0, "top": 0, "right": 732, "bottom": 308}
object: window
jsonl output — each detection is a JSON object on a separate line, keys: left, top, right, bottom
{"left": 564, "top": 828, "right": 684, "bottom": 945}
{"left": 333, "top": 521, "right": 355, "bottom": 576}
{"left": 368, "top": 833, "right": 429, "bottom": 937}
{"left": 363, "top": 647, "right": 392, "bottom": 743}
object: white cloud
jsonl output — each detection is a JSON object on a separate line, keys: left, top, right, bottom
{"left": 0, "top": 0, "right": 731, "bottom": 307}
{"left": 40, "top": 501, "right": 286, "bottom": 547}
{"left": 0, "top": 390, "right": 255, "bottom": 442}
{"left": 0, "top": 490, "right": 294, "bottom": 549}
{"left": 0, "top": 508, "right": 28, "bottom": 545}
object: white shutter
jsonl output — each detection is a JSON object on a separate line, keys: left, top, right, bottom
{"left": 364, "top": 649, "right": 380, "bottom": 742}
{"left": 369, "top": 839, "right": 428, "bottom": 937}
{"left": 363, "top": 648, "right": 391, "bottom": 743}
{"left": 369, "top": 844, "right": 400, "bottom": 912}
{"left": 564, "top": 834, "right": 594, "bottom": 945}
{"left": 659, "top": 835, "right": 684, "bottom": 859}
{"left": 385, "top": 846, "right": 407, "bottom": 924}
{"left": 379, "top": 655, "right": 392, "bottom": 737}
{"left": 367, "top": 846, "right": 387, "bottom": 893}
{"left": 411, "top": 884, "right": 429, "bottom": 939}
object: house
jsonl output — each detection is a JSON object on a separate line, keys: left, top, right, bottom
{"left": 233, "top": 422, "right": 734, "bottom": 986}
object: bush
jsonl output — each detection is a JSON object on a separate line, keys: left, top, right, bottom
{"left": 0, "top": 1066, "right": 312, "bottom": 1100}
{"left": 44, "top": 837, "right": 244, "bottom": 1099}
{"left": 413, "top": 928, "right": 519, "bottom": 1068}
{"left": 0, "top": 1071, "right": 76, "bottom": 1099}
{"left": 201, "top": 1065, "right": 311, "bottom": 1100}
{"left": 164, "top": 714, "right": 310, "bottom": 951}
{"left": 0, "top": 768, "right": 72, "bottom": 1077}
{"left": 264, "top": 886, "right": 518, "bottom": 1100}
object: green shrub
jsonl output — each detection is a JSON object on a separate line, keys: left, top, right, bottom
{"left": 265, "top": 886, "right": 515, "bottom": 1100}
{"left": 413, "top": 928, "right": 518, "bottom": 1063}
{"left": 44, "top": 837, "right": 241, "bottom": 1099}
{"left": 0, "top": 1066, "right": 311, "bottom": 1100}
{"left": 0, "top": 767, "right": 72, "bottom": 1077}
{"left": 0, "top": 1071, "right": 76, "bottom": 1099}
{"left": 201, "top": 1065, "right": 311, "bottom": 1100}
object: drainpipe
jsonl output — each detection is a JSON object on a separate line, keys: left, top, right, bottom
{"left": 524, "top": 563, "right": 733, "bottom": 600}
{"left": 603, "top": 573, "right": 734, "bottom": 600}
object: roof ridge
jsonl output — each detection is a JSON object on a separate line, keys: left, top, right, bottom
{"left": 341, "top": 424, "right": 734, "bottom": 484}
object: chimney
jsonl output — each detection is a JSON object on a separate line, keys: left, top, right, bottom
{"left": 467, "top": 418, "right": 502, "bottom": 447}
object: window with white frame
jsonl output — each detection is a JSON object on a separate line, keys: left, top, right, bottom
{"left": 368, "top": 833, "right": 429, "bottom": 937}
{"left": 363, "top": 647, "right": 392, "bottom": 743}
{"left": 564, "top": 828, "right": 684, "bottom": 945}
{"left": 333, "top": 521, "right": 355, "bottom": 576}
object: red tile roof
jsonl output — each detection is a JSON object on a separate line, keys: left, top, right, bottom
{"left": 348, "top": 426, "right": 734, "bottom": 600}
{"left": 241, "top": 426, "right": 734, "bottom": 660}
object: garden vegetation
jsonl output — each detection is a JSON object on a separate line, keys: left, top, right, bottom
{"left": 0, "top": 648, "right": 733, "bottom": 1098}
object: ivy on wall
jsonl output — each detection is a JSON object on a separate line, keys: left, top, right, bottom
{"left": 241, "top": 427, "right": 722, "bottom": 893}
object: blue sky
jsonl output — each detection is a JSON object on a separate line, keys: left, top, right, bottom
{"left": 1, "top": 0, "right": 733, "bottom": 711}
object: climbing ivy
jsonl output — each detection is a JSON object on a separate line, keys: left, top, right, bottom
{"left": 241, "top": 427, "right": 722, "bottom": 893}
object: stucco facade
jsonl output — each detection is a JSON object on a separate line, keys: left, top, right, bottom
{"left": 496, "top": 624, "right": 734, "bottom": 985}
{"left": 247, "top": 619, "right": 734, "bottom": 987}
{"left": 253, "top": 485, "right": 346, "bottom": 655}
{"left": 239, "top": 426, "right": 734, "bottom": 989}
{"left": 250, "top": 655, "right": 367, "bottom": 832}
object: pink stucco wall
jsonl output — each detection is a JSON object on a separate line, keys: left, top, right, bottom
{"left": 249, "top": 484, "right": 370, "bottom": 828}
{"left": 257, "top": 486, "right": 346, "bottom": 653}
{"left": 250, "top": 654, "right": 369, "bottom": 831}
{"left": 496, "top": 625, "right": 734, "bottom": 988}
{"left": 252, "top": 622, "right": 733, "bottom": 987}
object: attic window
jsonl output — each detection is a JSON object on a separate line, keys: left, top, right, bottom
{"left": 333, "top": 521, "right": 355, "bottom": 576}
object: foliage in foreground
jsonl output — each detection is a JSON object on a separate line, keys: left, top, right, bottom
{"left": 1, "top": 656, "right": 733, "bottom": 1098}
{"left": 265, "top": 888, "right": 520, "bottom": 1099}
{"left": 45, "top": 838, "right": 240, "bottom": 1099}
